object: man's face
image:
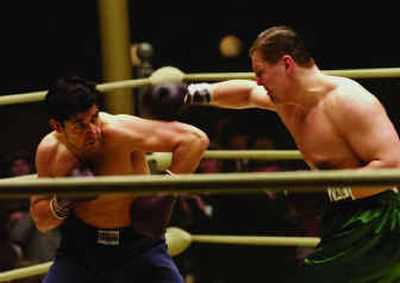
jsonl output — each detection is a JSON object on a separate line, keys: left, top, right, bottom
{"left": 60, "top": 105, "right": 101, "bottom": 152}
{"left": 251, "top": 51, "right": 286, "bottom": 103}
{"left": 11, "top": 158, "right": 31, "bottom": 176}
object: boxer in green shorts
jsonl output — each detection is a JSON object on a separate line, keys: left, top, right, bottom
{"left": 157, "top": 25, "right": 400, "bottom": 282}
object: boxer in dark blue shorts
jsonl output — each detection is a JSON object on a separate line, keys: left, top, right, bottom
{"left": 44, "top": 203, "right": 183, "bottom": 283}
{"left": 30, "top": 76, "right": 208, "bottom": 282}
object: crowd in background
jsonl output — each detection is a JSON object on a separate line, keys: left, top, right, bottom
{"left": 0, "top": 109, "right": 326, "bottom": 283}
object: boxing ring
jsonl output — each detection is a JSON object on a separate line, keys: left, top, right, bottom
{"left": 0, "top": 66, "right": 400, "bottom": 281}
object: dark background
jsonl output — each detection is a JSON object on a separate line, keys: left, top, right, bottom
{"left": 1, "top": 1, "right": 400, "bottom": 157}
{"left": 1, "top": 1, "right": 400, "bottom": 281}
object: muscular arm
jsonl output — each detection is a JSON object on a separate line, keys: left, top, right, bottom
{"left": 112, "top": 115, "right": 209, "bottom": 174}
{"left": 331, "top": 91, "right": 400, "bottom": 169}
{"left": 329, "top": 89, "right": 400, "bottom": 197}
{"left": 209, "top": 80, "right": 276, "bottom": 111}
{"left": 30, "top": 137, "right": 79, "bottom": 232}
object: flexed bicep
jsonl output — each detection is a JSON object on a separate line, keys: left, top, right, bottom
{"left": 116, "top": 116, "right": 208, "bottom": 173}
{"left": 330, "top": 93, "right": 400, "bottom": 169}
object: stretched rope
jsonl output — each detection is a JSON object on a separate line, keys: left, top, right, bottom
{"left": 184, "top": 67, "right": 400, "bottom": 81}
{"left": 0, "top": 227, "right": 319, "bottom": 281}
{"left": 166, "top": 227, "right": 319, "bottom": 257}
{"left": 148, "top": 150, "right": 303, "bottom": 172}
{"left": 1, "top": 67, "right": 400, "bottom": 106}
{"left": 0, "top": 262, "right": 51, "bottom": 282}
{"left": 1, "top": 168, "right": 400, "bottom": 197}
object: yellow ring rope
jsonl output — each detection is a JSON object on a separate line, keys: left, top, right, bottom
{"left": 0, "top": 227, "right": 319, "bottom": 282}
{"left": 165, "top": 227, "right": 319, "bottom": 257}
{"left": 0, "top": 262, "right": 52, "bottom": 282}
{"left": 184, "top": 67, "right": 400, "bottom": 81}
{"left": 1, "top": 168, "right": 400, "bottom": 197}
{"left": 1, "top": 66, "right": 400, "bottom": 106}
{"left": 148, "top": 150, "right": 303, "bottom": 172}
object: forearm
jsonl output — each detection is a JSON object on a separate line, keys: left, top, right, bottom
{"left": 211, "top": 80, "right": 260, "bottom": 108}
{"left": 187, "top": 80, "right": 275, "bottom": 110}
{"left": 168, "top": 128, "right": 209, "bottom": 174}
{"left": 30, "top": 197, "right": 64, "bottom": 232}
{"left": 350, "top": 159, "right": 399, "bottom": 199}
{"left": 361, "top": 157, "right": 400, "bottom": 170}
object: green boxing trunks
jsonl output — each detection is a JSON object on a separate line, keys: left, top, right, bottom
{"left": 299, "top": 189, "right": 400, "bottom": 283}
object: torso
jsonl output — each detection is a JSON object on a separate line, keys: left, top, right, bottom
{"left": 46, "top": 114, "right": 151, "bottom": 228}
{"left": 279, "top": 103, "right": 361, "bottom": 170}
{"left": 275, "top": 76, "right": 387, "bottom": 199}
{"left": 73, "top": 150, "right": 150, "bottom": 228}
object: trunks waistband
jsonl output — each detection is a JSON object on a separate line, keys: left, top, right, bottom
{"left": 328, "top": 187, "right": 398, "bottom": 203}
{"left": 63, "top": 215, "right": 144, "bottom": 246}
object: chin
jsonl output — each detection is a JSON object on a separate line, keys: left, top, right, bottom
{"left": 85, "top": 141, "right": 98, "bottom": 151}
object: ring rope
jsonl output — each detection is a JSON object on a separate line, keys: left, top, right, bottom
{"left": 1, "top": 67, "right": 400, "bottom": 106}
{"left": 166, "top": 227, "right": 319, "bottom": 257}
{"left": 0, "top": 227, "right": 319, "bottom": 282}
{"left": 203, "top": 150, "right": 302, "bottom": 160}
{"left": 0, "top": 262, "right": 52, "bottom": 282}
{"left": 184, "top": 67, "right": 400, "bottom": 81}
{"left": 148, "top": 150, "right": 303, "bottom": 172}
{"left": 191, "top": 234, "right": 319, "bottom": 246}
{"left": 1, "top": 168, "right": 400, "bottom": 197}
{"left": 1, "top": 149, "right": 303, "bottom": 184}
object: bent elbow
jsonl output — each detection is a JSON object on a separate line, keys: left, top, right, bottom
{"left": 31, "top": 212, "right": 52, "bottom": 233}
{"left": 199, "top": 131, "right": 210, "bottom": 150}
{"left": 193, "top": 129, "right": 210, "bottom": 153}
{"left": 30, "top": 204, "right": 59, "bottom": 233}
{"left": 36, "top": 222, "right": 52, "bottom": 233}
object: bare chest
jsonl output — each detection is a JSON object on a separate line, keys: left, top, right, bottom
{"left": 89, "top": 147, "right": 150, "bottom": 176}
{"left": 279, "top": 108, "right": 359, "bottom": 169}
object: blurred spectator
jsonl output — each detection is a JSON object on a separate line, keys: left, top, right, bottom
{"left": 171, "top": 147, "right": 221, "bottom": 283}
{"left": 198, "top": 159, "right": 223, "bottom": 174}
{"left": 0, "top": 202, "right": 21, "bottom": 271}
{"left": 2, "top": 152, "right": 33, "bottom": 218}
{"left": 1, "top": 151, "right": 61, "bottom": 267}
{"left": 10, "top": 213, "right": 61, "bottom": 264}
{"left": 219, "top": 127, "right": 251, "bottom": 172}
{"left": 248, "top": 135, "right": 280, "bottom": 173}
{"left": 9, "top": 153, "right": 32, "bottom": 177}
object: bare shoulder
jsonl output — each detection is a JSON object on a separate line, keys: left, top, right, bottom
{"left": 324, "top": 76, "right": 385, "bottom": 124}
{"left": 35, "top": 132, "right": 79, "bottom": 176}
{"left": 36, "top": 132, "right": 59, "bottom": 161}
{"left": 100, "top": 112, "right": 145, "bottom": 134}
{"left": 100, "top": 111, "right": 144, "bottom": 124}
{"left": 326, "top": 76, "right": 381, "bottom": 110}
{"left": 35, "top": 133, "right": 59, "bottom": 176}
{"left": 99, "top": 112, "right": 154, "bottom": 146}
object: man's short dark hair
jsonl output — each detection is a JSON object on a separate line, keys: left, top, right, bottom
{"left": 250, "top": 25, "right": 315, "bottom": 67}
{"left": 45, "top": 76, "right": 103, "bottom": 122}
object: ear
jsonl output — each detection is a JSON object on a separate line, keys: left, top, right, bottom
{"left": 49, "top": 119, "right": 63, "bottom": 132}
{"left": 282, "top": 55, "right": 295, "bottom": 73}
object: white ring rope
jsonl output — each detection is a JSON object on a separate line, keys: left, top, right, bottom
{"left": 1, "top": 66, "right": 400, "bottom": 106}
{"left": 0, "top": 168, "right": 400, "bottom": 197}
{"left": 0, "top": 226, "right": 319, "bottom": 282}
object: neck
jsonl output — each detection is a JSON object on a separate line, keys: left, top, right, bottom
{"left": 285, "top": 66, "right": 333, "bottom": 110}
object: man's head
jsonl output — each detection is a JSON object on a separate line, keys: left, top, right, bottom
{"left": 46, "top": 76, "right": 103, "bottom": 152}
{"left": 45, "top": 76, "right": 102, "bottom": 123}
{"left": 249, "top": 26, "right": 315, "bottom": 102}
{"left": 249, "top": 26, "right": 314, "bottom": 67}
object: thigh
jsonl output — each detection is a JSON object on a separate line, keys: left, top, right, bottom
{"left": 144, "top": 243, "right": 184, "bottom": 283}
{"left": 112, "top": 243, "right": 184, "bottom": 283}
{"left": 43, "top": 255, "right": 101, "bottom": 283}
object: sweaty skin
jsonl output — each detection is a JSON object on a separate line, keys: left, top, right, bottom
{"left": 31, "top": 109, "right": 209, "bottom": 232}
{"left": 207, "top": 51, "right": 400, "bottom": 199}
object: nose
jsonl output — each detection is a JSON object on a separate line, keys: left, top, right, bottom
{"left": 85, "top": 123, "right": 98, "bottom": 136}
